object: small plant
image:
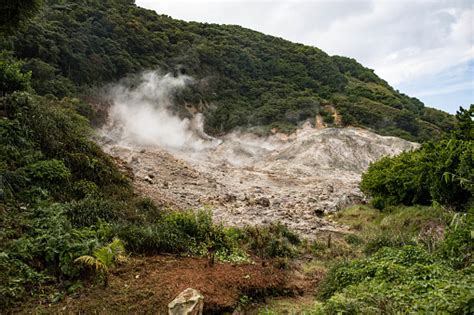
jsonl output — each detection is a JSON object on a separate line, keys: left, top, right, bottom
{"left": 242, "top": 222, "right": 301, "bottom": 259}
{"left": 74, "top": 238, "right": 125, "bottom": 287}
{"left": 344, "top": 233, "right": 364, "bottom": 246}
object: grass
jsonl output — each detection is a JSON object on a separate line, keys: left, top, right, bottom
{"left": 329, "top": 204, "right": 451, "bottom": 241}
{"left": 256, "top": 296, "right": 321, "bottom": 314}
{"left": 252, "top": 204, "right": 458, "bottom": 313}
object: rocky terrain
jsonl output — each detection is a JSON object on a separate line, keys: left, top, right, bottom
{"left": 101, "top": 122, "right": 418, "bottom": 237}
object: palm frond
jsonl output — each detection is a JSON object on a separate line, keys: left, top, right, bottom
{"left": 75, "top": 255, "right": 107, "bottom": 272}
{"left": 109, "top": 238, "right": 125, "bottom": 257}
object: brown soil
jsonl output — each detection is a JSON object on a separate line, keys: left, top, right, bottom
{"left": 17, "top": 255, "right": 299, "bottom": 314}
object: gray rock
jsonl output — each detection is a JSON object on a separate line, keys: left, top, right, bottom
{"left": 168, "top": 288, "right": 204, "bottom": 315}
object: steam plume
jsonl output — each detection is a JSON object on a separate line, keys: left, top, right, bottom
{"left": 101, "top": 70, "right": 217, "bottom": 151}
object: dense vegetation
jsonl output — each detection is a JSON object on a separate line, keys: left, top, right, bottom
{"left": 317, "top": 245, "right": 473, "bottom": 314}
{"left": 312, "top": 204, "right": 474, "bottom": 314}
{"left": 0, "top": 59, "right": 245, "bottom": 307}
{"left": 361, "top": 105, "right": 473, "bottom": 211}
{"left": 1, "top": 0, "right": 472, "bottom": 313}
{"left": 0, "top": 58, "right": 303, "bottom": 306}
{"left": 310, "top": 108, "right": 473, "bottom": 313}
{"left": 256, "top": 205, "right": 473, "bottom": 314}
{"left": 1, "top": 0, "right": 454, "bottom": 141}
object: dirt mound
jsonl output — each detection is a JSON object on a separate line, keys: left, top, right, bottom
{"left": 20, "top": 256, "right": 292, "bottom": 314}
{"left": 101, "top": 125, "right": 418, "bottom": 237}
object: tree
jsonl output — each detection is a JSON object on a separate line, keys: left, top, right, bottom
{"left": 0, "top": 59, "right": 31, "bottom": 96}
{"left": 0, "top": 0, "right": 43, "bottom": 33}
{"left": 451, "top": 105, "right": 473, "bottom": 141}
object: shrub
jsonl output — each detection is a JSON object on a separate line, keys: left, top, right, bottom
{"left": 240, "top": 222, "right": 301, "bottom": 258}
{"left": 317, "top": 246, "right": 472, "bottom": 314}
{"left": 344, "top": 233, "right": 364, "bottom": 246}
{"left": 0, "top": 252, "right": 49, "bottom": 308}
{"left": 438, "top": 212, "right": 474, "bottom": 269}
{"left": 65, "top": 196, "right": 125, "bottom": 227}
{"left": 364, "top": 232, "right": 416, "bottom": 255}
{"left": 71, "top": 180, "right": 98, "bottom": 198}
{"left": 134, "top": 197, "right": 163, "bottom": 222}
{"left": 20, "top": 159, "right": 70, "bottom": 183}
{"left": 0, "top": 59, "right": 31, "bottom": 96}
{"left": 115, "top": 210, "right": 232, "bottom": 255}
{"left": 361, "top": 139, "right": 473, "bottom": 211}
{"left": 319, "top": 246, "right": 435, "bottom": 299}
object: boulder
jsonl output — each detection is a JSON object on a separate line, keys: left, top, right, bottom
{"left": 168, "top": 288, "right": 204, "bottom": 315}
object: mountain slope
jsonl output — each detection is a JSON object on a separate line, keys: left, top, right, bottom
{"left": 101, "top": 125, "right": 419, "bottom": 236}
{"left": 1, "top": 0, "right": 455, "bottom": 141}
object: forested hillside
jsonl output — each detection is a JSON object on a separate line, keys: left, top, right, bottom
{"left": 1, "top": 0, "right": 454, "bottom": 141}
{"left": 1, "top": 0, "right": 473, "bottom": 313}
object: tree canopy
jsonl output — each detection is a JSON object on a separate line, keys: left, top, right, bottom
{"left": 0, "top": 0, "right": 455, "bottom": 141}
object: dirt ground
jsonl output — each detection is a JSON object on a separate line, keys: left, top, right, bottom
{"left": 17, "top": 255, "right": 313, "bottom": 314}
{"left": 102, "top": 126, "right": 417, "bottom": 237}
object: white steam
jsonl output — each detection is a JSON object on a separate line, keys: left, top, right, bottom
{"left": 101, "top": 70, "right": 218, "bottom": 151}
{"left": 100, "top": 70, "right": 290, "bottom": 167}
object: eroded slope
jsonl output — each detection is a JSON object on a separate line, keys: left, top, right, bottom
{"left": 102, "top": 124, "right": 418, "bottom": 237}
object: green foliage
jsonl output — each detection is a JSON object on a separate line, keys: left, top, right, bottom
{"left": 317, "top": 246, "right": 473, "bottom": 314}
{"left": 333, "top": 205, "right": 451, "bottom": 253}
{"left": 0, "top": 203, "right": 100, "bottom": 306}
{"left": 0, "top": 252, "right": 49, "bottom": 308}
{"left": 65, "top": 195, "right": 124, "bottom": 227}
{"left": 74, "top": 238, "right": 125, "bottom": 286}
{"left": 0, "top": 0, "right": 43, "bottom": 33}
{"left": 361, "top": 139, "right": 473, "bottom": 211}
{"left": 115, "top": 210, "right": 233, "bottom": 255}
{"left": 438, "top": 212, "right": 474, "bottom": 269}
{"left": 0, "top": 59, "right": 132, "bottom": 307}
{"left": 0, "top": 58, "right": 31, "bottom": 95}
{"left": 20, "top": 159, "right": 70, "bottom": 185}
{"left": 0, "top": 0, "right": 454, "bottom": 140}
{"left": 238, "top": 222, "right": 301, "bottom": 259}
{"left": 1, "top": 91, "right": 130, "bottom": 203}
{"left": 361, "top": 104, "right": 473, "bottom": 211}
{"left": 344, "top": 233, "right": 364, "bottom": 246}
{"left": 364, "top": 233, "right": 416, "bottom": 255}
{"left": 451, "top": 105, "right": 474, "bottom": 141}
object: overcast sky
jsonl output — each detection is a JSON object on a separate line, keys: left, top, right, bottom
{"left": 136, "top": 0, "right": 473, "bottom": 113}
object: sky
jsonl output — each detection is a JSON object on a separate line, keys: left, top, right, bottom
{"left": 136, "top": 0, "right": 474, "bottom": 114}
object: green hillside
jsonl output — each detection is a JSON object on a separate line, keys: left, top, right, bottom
{"left": 1, "top": 0, "right": 454, "bottom": 141}
{"left": 1, "top": 1, "right": 472, "bottom": 312}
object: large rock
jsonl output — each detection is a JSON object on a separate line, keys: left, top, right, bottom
{"left": 168, "top": 288, "right": 204, "bottom": 315}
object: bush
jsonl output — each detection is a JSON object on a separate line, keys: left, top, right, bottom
{"left": 133, "top": 197, "right": 163, "bottom": 222}
{"left": 114, "top": 210, "right": 233, "bottom": 255}
{"left": 364, "top": 232, "right": 416, "bottom": 255}
{"left": 1, "top": 203, "right": 101, "bottom": 307}
{"left": 319, "top": 246, "right": 435, "bottom": 299}
{"left": 19, "top": 159, "right": 71, "bottom": 195}
{"left": 317, "top": 246, "right": 472, "bottom": 314}
{"left": 344, "top": 233, "right": 364, "bottom": 246}
{"left": 438, "top": 212, "right": 474, "bottom": 269}
{"left": 361, "top": 139, "right": 473, "bottom": 211}
{"left": 0, "top": 252, "right": 49, "bottom": 309}
{"left": 240, "top": 222, "right": 301, "bottom": 258}
{"left": 65, "top": 196, "right": 125, "bottom": 227}
{"left": 361, "top": 106, "right": 473, "bottom": 211}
